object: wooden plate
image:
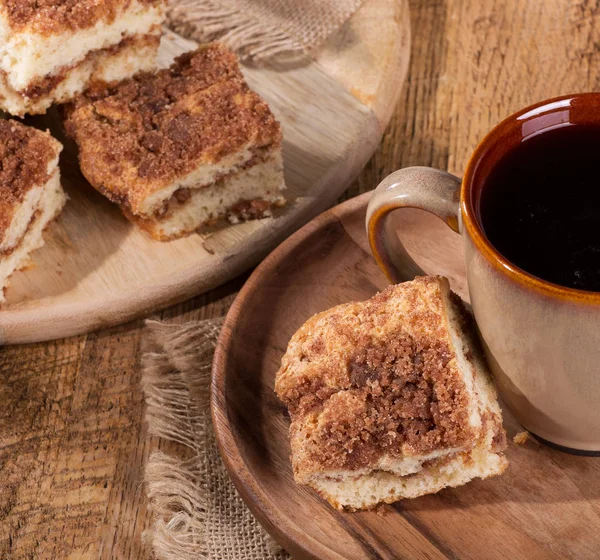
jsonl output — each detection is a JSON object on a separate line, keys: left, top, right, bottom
{"left": 0, "top": 0, "right": 410, "bottom": 344}
{"left": 212, "top": 192, "right": 600, "bottom": 560}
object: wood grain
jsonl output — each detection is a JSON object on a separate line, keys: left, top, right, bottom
{"left": 0, "top": 0, "right": 410, "bottom": 345}
{"left": 317, "top": 0, "right": 411, "bottom": 127}
{"left": 3, "top": 0, "right": 600, "bottom": 557}
{"left": 213, "top": 193, "right": 600, "bottom": 560}
{"left": 0, "top": 281, "right": 241, "bottom": 560}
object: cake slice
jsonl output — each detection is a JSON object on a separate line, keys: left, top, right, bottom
{"left": 275, "top": 276, "right": 507, "bottom": 511}
{"left": 0, "top": 120, "right": 67, "bottom": 301}
{"left": 63, "top": 43, "right": 285, "bottom": 241}
{"left": 0, "top": 0, "right": 165, "bottom": 115}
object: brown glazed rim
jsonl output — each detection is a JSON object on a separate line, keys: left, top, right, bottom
{"left": 461, "top": 92, "right": 600, "bottom": 304}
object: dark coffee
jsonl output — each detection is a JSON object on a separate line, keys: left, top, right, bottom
{"left": 480, "top": 124, "right": 600, "bottom": 292}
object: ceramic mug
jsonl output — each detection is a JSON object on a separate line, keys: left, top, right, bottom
{"left": 366, "top": 93, "right": 600, "bottom": 454}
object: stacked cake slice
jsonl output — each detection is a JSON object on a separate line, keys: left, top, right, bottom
{"left": 0, "top": 0, "right": 165, "bottom": 115}
{"left": 63, "top": 43, "right": 285, "bottom": 241}
{"left": 0, "top": 120, "right": 67, "bottom": 301}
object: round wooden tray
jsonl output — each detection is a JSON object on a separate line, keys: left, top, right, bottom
{"left": 212, "top": 192, "right": 600, "bottom": 560}
{"left": 0, "top": 0, "right": 410, "bottom": 344}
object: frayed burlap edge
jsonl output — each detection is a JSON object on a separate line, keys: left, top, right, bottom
{"left": 167, "top": 0, "right": 306, "bottom": 61}
{"left": 166, "top": 0, "right": 363, "bottom": 62}
{"left": 141, "top": 319, "right": 290, "bottom": 560}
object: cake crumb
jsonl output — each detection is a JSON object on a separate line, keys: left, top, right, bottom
{"left": 375, "top": 504, "right": 387, "bottom": 516}
{"left": 513, "top": 431, "right": 529, "bottom": 445}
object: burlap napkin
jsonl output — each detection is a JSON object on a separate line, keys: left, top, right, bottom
{"left": 142, "top": 319, "right": 291, "bottom": 560}
{"left": 166, "top": 0, "right": 364, "bottom": 61}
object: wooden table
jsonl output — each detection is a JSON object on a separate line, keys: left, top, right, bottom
{"left": 1, "top": 1, "right": 599, "bottom": 558}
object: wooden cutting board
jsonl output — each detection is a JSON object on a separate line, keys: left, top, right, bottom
{"left": 0, "top": 0, "right": 410, "bottom": 345}
{"left": 213, "top": 191, "right": 600, "bottom": 560}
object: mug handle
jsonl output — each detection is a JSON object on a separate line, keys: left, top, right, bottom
{"left": 366, "top": 166, "right": 462, "bottom": 283}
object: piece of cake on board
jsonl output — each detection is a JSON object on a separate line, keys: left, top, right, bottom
{"left": 0, "top": 120, "right": 67, "bottom": 301}
{"left": 63, "top": 43, "right": 285, "bottom": 241}
{"left": 0, "top": 0, "right": 165, "bottom": 115}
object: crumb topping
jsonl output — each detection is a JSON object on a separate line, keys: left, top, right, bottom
{"left": 276, "top": 277, "right": 479, "bottom": 475}
{"left": 0, "top": 120, "right": 60, "bottom": 235}
{"left": 63, "top": 44, "right": 282, "bottom": 215}
{"left": 1, "top": 0, "right": 164, "bottom": 34}
{"left": 290, "top": 334, "right": 473, "bottom": 472}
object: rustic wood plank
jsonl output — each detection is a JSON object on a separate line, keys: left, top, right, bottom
{"left": 0, "top": 274, "right": 245, "bottom": 560}
{"left": 0, "top": 326, "right": 150, "bottom": 559}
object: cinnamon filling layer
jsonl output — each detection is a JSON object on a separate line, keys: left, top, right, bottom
{"left": 227, "top": 198, "right": 273, "bottom": 220}
{"left": 1, "top": 32, "right": 159, "bottom": 101}
{"left": 150, "top": 149, "right": 271, "bottom": 220}
{"left": 0, "top": 208, "right": 41, "bottom": 257}
{"left": 321, "top": 452, "right": 463, "bottom": 482}
{"left": 122, "top": 196, "right": 280, "bottom": 238}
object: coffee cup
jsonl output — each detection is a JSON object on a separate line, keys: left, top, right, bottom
{"left": 366, "top": 93, "right": 600, "bottom": 454}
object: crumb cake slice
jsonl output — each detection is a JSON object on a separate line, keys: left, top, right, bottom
{"left": 63, "top": 43, "right": 285, "bottom": 241}
{"left": 0, "top": 0, "right": 165, "bottom": 115}
{"left": 0, "top": 120, "right": 67, "bottom": 302}
{"left": 275, "top": 276, "right": 508, "bottom": 511}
